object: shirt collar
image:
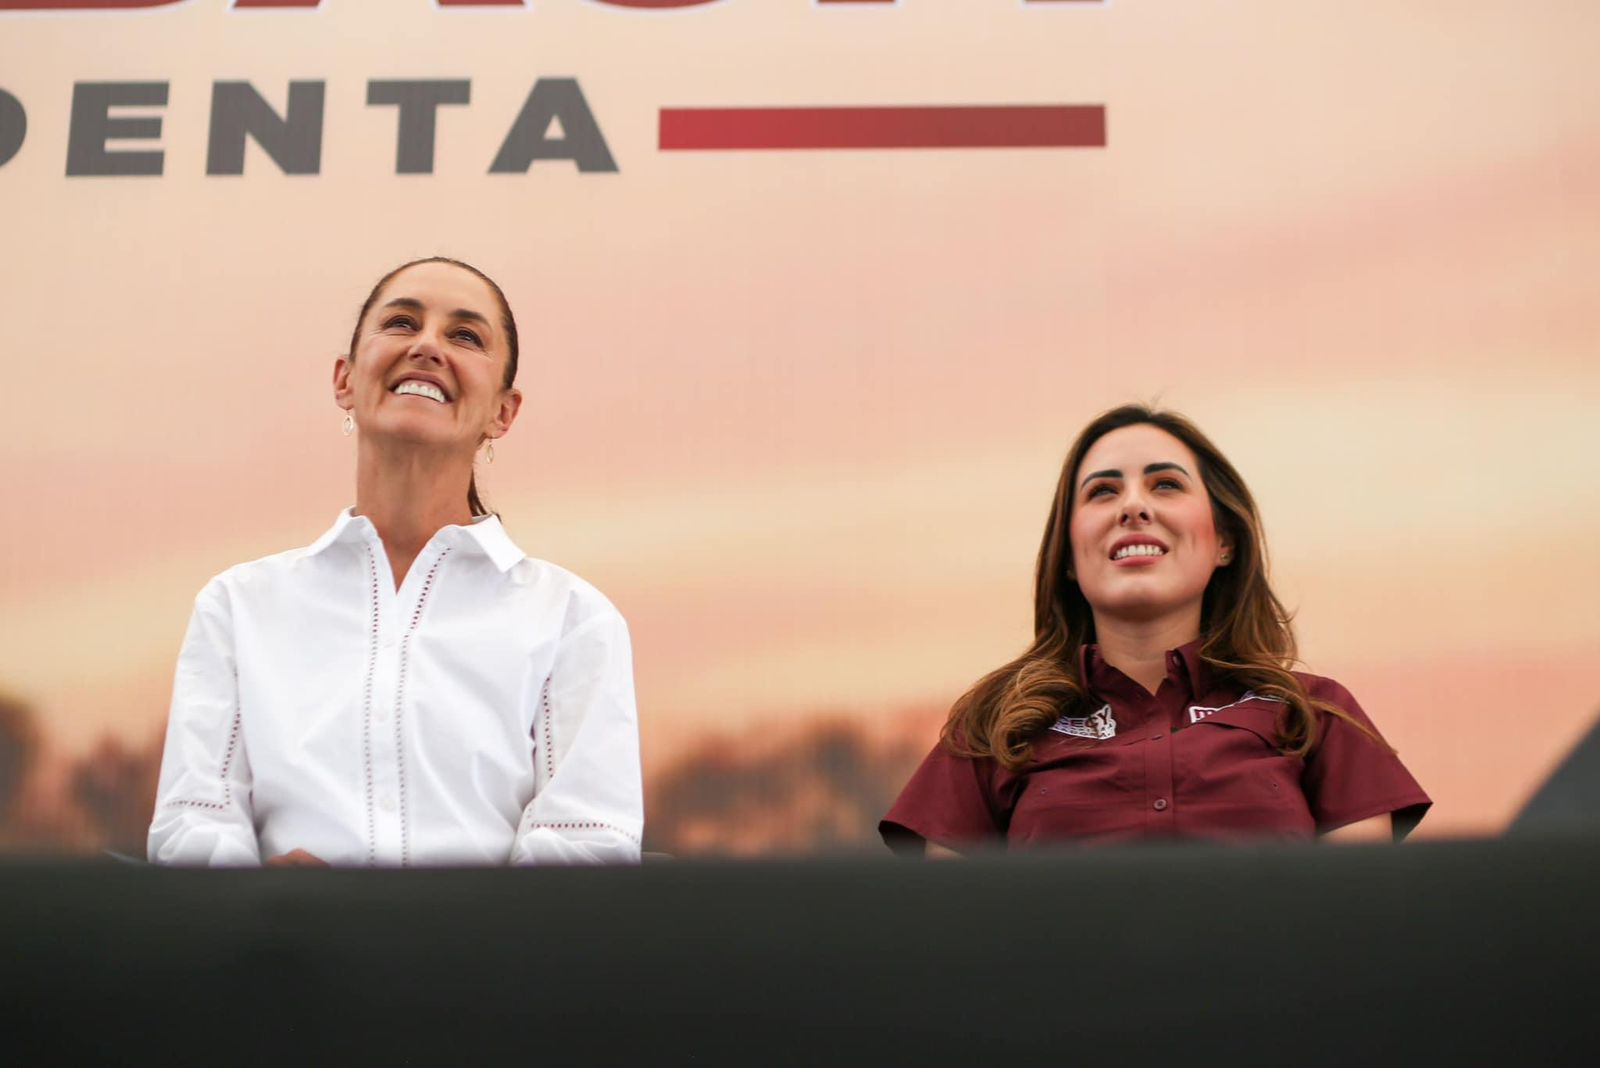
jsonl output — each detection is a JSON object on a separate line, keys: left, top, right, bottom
{"left": 306, "top": 508, "right": 527, "bottom": 573}
{"left": 305, "top": 508, "right": 365, "bottom": 555}
{"left": 1078, "top": 639, "right": 1212, "bottom": 700}
{"left": 1169, "top": 640, "right": 1212, "bottom": 696}
{"left": 453, "top": 513, "right": 527, "bottom": 573}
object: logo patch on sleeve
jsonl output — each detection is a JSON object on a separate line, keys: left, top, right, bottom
{"left": 1049, "top": 703, "right": 1117, "bottom": 740}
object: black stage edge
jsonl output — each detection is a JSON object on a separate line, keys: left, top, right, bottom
{"left": 5, "top": 835, "right": 1598, "bottom": 1067}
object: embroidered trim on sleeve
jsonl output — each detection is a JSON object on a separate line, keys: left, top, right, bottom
{"left": 539, "top": 679, "right": 555, "bottom": 781}
{"left": 167, "top": 707, "right": 243, "bottom": 811}
{"left": 526, "top": 820, "right": 641, "bottom": 846}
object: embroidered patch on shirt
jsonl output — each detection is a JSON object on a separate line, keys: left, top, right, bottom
{"left": 1050, "top": 703, "right": 1117, "bottom": 740}
{"left": 1188, "top": 691, "right": 1284, "bottom": 724}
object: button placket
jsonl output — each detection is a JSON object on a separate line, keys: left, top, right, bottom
{"left": 1144, "top": 683, "right": 1181, "bottom": 833}
{"left": 361, "top": 532, "right": 413, "bottom": 864}
{"left": 389, "top": 541, "right": 453, "bottom": 868}
{"left": 368, "top": 570, "right": 406, "bottom": 862}
{"left": 361, "top": 535, "right": 452, "bottom": 866}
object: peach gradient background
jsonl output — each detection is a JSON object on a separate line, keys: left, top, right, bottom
{"left": 1, "top": 0, "right": 1597, "bottom": 846}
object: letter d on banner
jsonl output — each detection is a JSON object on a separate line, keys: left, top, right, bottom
{"left": 0, "top": 90, "right": 24, "bottom": 168}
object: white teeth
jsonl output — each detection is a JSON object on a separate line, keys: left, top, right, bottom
{"left": 393, "top": 381, "right": 447, "bottom": 403}
{"left": 1113, "top": 544, "right": 1166, "bottom": 560}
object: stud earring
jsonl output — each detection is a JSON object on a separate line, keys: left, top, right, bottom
{"left": 341, "top": 413, "right": 354, "bottom": 436}
{"left": 1219, "top": 551, "right": 1232, "bottom": 565}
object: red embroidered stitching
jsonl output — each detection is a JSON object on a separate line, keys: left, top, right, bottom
{"left": 392, "top": 548, "right": 451, "bottom": 868}
{"left": 168, "top": 707, "right": 242, "bottom": 812}
{"left": 361, "top": 546, "right": 380, "bottom": 866}
{"left": 540, "top": 682, "right": 554, "bottom": 781}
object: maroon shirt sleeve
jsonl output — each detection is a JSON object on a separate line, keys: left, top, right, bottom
{"left": 1300, "top": 676, "right": 1432, "bottom": 839}
{"left": 880, "top": 740, "right": 1010, "bottom": 855}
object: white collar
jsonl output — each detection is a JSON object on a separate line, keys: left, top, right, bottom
{"left": 306, "top": 508, "right": 526, "bottom": 573}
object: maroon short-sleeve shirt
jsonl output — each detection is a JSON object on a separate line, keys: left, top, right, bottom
{"left": 881, "top": 643, "right": 1431, "bottom": 851}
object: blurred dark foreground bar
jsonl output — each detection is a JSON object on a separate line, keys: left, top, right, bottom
{"left": 4, "top": 835, "right": 1597, "bottom": 1068}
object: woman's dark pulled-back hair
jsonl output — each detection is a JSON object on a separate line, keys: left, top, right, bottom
{"left": 347, "top": 256, "right": 520, "bottom": 517}
{"left": 943, "top": 403, "right": 1383, "bottom": 769}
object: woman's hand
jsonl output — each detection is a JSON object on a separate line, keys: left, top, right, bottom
{"left": 264, "top": 849, "right": 328, "bottom": 867}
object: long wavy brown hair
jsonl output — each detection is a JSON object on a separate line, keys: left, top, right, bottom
{"left": 944, "top": 404, "right": 1379, "bottom": 769}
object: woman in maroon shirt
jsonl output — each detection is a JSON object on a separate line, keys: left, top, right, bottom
{"left": 882, "top": 405, "right": 1430, "bottom": 854}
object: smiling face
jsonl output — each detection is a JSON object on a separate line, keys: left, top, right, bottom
{"left": 1067, "top": 423, "right": 1232, "bottom": 629}
{"left": 333, "top": 260, "right": 521, "bottom": 454}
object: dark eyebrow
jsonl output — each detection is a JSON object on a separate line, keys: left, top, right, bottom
{"left": 1079, "top": 462, "right": 1190, "bottom": 490}
{"left": 1079, "top": 468, "right": 1121, "bottom": 489}
{"left": 380, "top": 298, "right": 491, "bottom": 331}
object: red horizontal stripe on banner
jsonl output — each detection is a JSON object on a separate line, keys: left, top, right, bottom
{"left": 659, "top": 105, "right": 1105, "bottom": 151}
{"left": 0, "top": 1, "right": 181, "bottom": 8}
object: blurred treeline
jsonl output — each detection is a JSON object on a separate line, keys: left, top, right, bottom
{"left": 0, "top": 689, "right": 934, "bottom": 860}
{"left": 645, "top": 714, "right": 933, "bottom": 856}
{"left": 0, "top": 691, "right": 160, "bottom": 858}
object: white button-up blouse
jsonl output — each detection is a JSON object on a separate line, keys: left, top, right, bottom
{"left": 148, "top": 510, "right": 642, "bottom": 866}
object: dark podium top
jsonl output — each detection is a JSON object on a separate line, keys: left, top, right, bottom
{"left": 5, "top": 835, "right": 1597, "bottom": 1067}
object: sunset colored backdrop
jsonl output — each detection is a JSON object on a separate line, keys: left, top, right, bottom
{"left": 1, "top": 0, "right": 1596, "bottom": 854}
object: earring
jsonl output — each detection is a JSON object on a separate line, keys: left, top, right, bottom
{"left": 484, "top": 439, "right": 495, "bottom": 464}
{"left": 1219, "top": 551, "right": 1232, "bottom": 565}
{"left": 341, "top": 413, "right": 354, "bottom": 436}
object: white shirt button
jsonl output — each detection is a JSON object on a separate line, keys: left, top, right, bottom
{"left": 378, "top": 794, "right": 397, "bottom": 813}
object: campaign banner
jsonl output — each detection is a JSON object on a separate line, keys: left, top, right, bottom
{"left": 1, "top": 0, "right": 1596, "bottom": 855}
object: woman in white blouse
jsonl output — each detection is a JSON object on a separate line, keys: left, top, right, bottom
{"left": 148, "top": 257, "right": 643, "bottom": 866}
